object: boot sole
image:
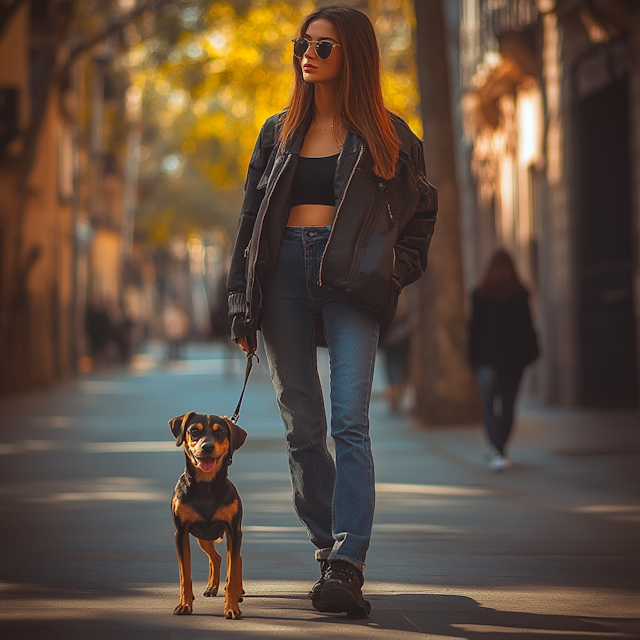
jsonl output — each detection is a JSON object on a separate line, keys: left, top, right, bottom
{"left": 313, "top": 580, "right": 371, "bottom": 617}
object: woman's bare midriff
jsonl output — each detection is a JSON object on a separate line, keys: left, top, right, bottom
{"left": 287, "top": 204, "right": 334, "bottom": 227}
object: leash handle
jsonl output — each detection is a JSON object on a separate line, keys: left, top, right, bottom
{"left": 231, "top": 349, "right": 259, "bottom": 423}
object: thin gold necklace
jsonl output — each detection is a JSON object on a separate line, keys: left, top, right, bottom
{"left": 314, "top": 117, "right": 343, "bottom": 150}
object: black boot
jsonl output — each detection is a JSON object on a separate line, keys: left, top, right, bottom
{"left": 313, "top": 560, "right": 371, "bottom": 617}
{"left": 308, "top": 559, "right": 330, "bottom": 601}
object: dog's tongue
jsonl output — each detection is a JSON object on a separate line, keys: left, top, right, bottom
{"left": 198, "top": 457, "right": 217, "bottom": 472}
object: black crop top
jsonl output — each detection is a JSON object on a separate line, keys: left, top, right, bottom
{"left": 290, "top": 154, "right": 338, "bottom": 207}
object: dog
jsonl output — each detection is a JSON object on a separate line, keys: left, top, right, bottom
{"left": 169, "top": 411, "right": 247, "bottom": 619}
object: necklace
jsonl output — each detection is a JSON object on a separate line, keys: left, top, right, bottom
{"left": 314, "top": 117, "right": 344, "bottom": 150}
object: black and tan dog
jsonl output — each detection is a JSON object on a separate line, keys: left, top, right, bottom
{"left": 169, "top": 411, "right": 247, "bottom": 619}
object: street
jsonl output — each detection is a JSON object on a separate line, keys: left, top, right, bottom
{"left": 1, "top": 343, "right": 639, "bottom": 639}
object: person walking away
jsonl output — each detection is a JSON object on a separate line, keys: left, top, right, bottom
{"left": 85, "top": 304, "right": 112, "bottom": 368}
{"left": 163, "top": 301, "right": 190, "bottom": 361}
{"left": 379, "top": 290, "right": 414, "bottom": 413}
{"left": 226, "top": 5, "right": 437, "bottom": 617}
{"left": 468, "top": 249, "right": 540, "bottom": 471}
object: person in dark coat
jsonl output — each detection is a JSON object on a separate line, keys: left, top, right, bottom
{"left": 379, "top": 289, "right": 414, "bottom": 413}
{"left": 468, "top": 249, "right": 539, "bottom": 470}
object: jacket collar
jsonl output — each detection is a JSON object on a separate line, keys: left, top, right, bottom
{"left": 284, "top": 124, "right": 306, "bottom": 155}
{"left": 333, "top": 131, "right": 363, "bottom": 200}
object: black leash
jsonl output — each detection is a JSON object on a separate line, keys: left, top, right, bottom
{"left": 230, "top": 349, "right": 259, "bottom": 423}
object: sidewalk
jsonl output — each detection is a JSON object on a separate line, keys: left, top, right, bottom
{"left": 0, "top": 342, "right": 639, "bottom": 639}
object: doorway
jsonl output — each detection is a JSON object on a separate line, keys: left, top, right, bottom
{"left": 575, "top": 75, "right": 638, "bottom": 408}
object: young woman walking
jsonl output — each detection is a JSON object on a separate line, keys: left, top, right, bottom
{"left": 469, "top": 249, "right": 540, "bottom": 471}
{"left": 227, "top": 5, "right": 437, "bottom": 616}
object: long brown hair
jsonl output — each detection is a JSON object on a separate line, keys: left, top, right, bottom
{"left": 279, "top": 5, "right": 400, "bottom": 180}
{"left": 477, "top": 249, "right": 527, "bottom": 302}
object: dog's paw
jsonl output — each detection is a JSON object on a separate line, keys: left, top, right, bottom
{"left": 225, "top": 606, "right": 242, "bottom": 619}
{"left": 224, "top": 585, "right": 245, "bottom": 601}
{"left": 204, "top": 586, "right": 218, "bottom": 597}
{"left": 173, "top": 603, "right": 193, "bottom": 615}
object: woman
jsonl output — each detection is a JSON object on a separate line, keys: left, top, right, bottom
{"left": 468, "top": 249, "right": 540, "bottom": 471}
{"left": 227, "top": 5, "right": 437, "bottom": 616}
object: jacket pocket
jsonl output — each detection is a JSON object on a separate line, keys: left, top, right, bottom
{"left": 345, "top": 193, "right": 384, "bottom": 292}
{"left": 345, "top": 199, "right": 399, "bottom": 310}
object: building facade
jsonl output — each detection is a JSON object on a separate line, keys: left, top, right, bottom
{"left": 458, "top": 0, "right": 640, "bottom": 408}
{"left": 0, "top": 2, "right": 151, "bottom": 393}
{"left": 0, "top": 3, "right": 76, "bottom": 391}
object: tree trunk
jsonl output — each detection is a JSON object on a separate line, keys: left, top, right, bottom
{"left": 412, "top": 0, "right": 480, "bottom": 424}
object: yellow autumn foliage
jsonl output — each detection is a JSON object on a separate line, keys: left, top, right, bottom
{"left": 130, "top": 0, "right": 420, "bottom": 193}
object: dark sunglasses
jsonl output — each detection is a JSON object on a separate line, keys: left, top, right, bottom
{"left": 291, "top": 38, "right": 341, "bottom": 60}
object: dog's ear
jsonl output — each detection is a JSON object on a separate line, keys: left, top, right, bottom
{"left": 169, "top": 411, "right": 195, "bottom": 447}
{"left": 223, "top": 417, "right": 247, "bottom": 454}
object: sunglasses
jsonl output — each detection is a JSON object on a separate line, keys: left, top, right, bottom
{"left": 291, "top": 38, "right": 342, "bottom": 60}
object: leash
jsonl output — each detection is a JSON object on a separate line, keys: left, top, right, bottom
{"left": 230, "top": 349, "right": 259, "bottom": 424}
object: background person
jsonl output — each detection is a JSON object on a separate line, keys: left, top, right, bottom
{"left": 226, "top": 5, "right": 437, "bottom": 617}
{"left": 85, "top": 304, "right": 113, "bottom": 368}
{"left": 468, "top": 249, "right": 540, "bottom": 471}
{"left": 163, "top": 301, "right": 190, "bottom": 361}
{"left": 379, "top": 290, "right": 414, "bottom": 413}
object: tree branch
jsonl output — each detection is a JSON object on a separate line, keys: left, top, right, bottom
{"left": 59, "top": 0, "right": 169, "bottom": 77}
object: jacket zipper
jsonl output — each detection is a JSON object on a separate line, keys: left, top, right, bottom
{"left": 247, "top": 153, "right": 291, "bottom": 318}
{"left": 318, "top": 144, "right": 364, "bottom": 286}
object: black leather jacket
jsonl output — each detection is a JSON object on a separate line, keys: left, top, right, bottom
{"left": 227, "top": 110, "right": 438, "bottom": 343}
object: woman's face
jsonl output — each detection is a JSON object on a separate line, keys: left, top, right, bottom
{"left": 299, "top": 18, "right": 344, "bottom": 86}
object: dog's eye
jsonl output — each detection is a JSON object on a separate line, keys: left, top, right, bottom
{"left": 188, "top": 427, "right": 200, "bottom": 436}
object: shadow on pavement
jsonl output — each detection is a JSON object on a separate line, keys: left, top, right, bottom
{"left": 1, "top": 586, "right": 637, "bottom": 639}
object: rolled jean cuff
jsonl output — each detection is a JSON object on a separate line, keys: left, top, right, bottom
{"left": 315, "top": 548, "right": 365, "bottom": 573}
{"left": 315, "top": 548, "right": 332, "bottom": 562}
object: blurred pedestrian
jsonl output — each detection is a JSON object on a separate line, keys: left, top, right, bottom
{"left": 115, "top": 315, "right": 135, "bottom": 366}
{"left": 468, "top": 249, "right": 540, "bottom": 471}
{"left": 163, "top": 301, "right": 190, "bottom": 361}
{"left": 209, "top": 273, "right": 232, "bottom": 343}
{"left": 226, "top": 6, "right": 437, "bottom": 617}
{"left": 379, "top": 290, "right": 414, "bottom": 413}
{"left": 85, "top": 304, "right": 113, "bottom": 368}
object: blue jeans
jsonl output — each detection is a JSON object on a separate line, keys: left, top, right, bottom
{"left": 260, "top": 226, "right": 379, "bottom": 571}
{"left": 476, "top": 365, "right": 523, "bottom": 456}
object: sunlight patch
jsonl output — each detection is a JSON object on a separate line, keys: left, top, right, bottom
{"left": 49, "top": 491, "right": 165, "bottom": 502}
{"left": 452, "top": 625, "right": 628, "bottom": 637}
{"left": 376, "top": 483, "right": 491, "bottom": 496}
